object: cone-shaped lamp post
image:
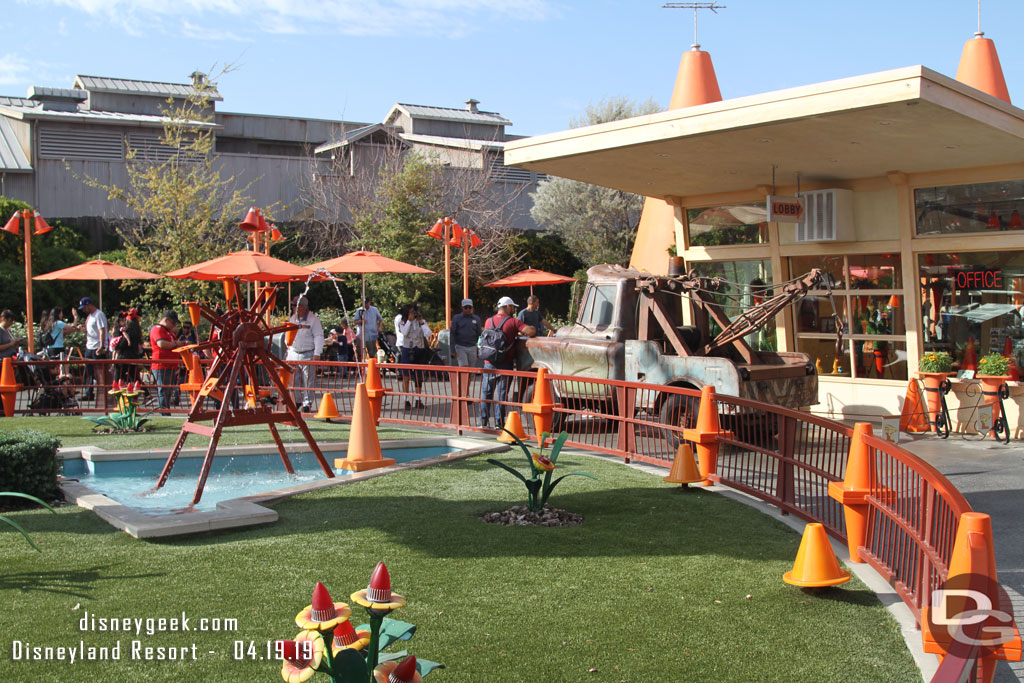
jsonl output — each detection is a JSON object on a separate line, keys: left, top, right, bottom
{"left": 427, "top": 216, "right": 456, "bottom": 329}
{"left": 2, "top": 208, "right": 51, "bottom": 353}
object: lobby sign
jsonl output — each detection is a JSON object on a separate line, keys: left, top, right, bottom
{"left": 766, "top": 195, "right": 804, "bottom": 223}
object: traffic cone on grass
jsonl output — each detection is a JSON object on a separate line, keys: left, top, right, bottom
{"left": 315, "top": 393, "right": 340, "bottom": 420}
{"left": 783, "top": 523, "right": 850, "bottom": 587}
{"left": 663, "top": 444, "right": 703, "bottom": 489}
{"left": 334, "top": 383, "right": 395, "bottom": 472}
{"left": 497, "top": 411, "right": 527, "bottom": 443}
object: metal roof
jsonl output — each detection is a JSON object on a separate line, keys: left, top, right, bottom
{"left": 27, "top": 86, "right": 87, "bottom": 101}
{"left": 399, "top": 132, "right": 504, "bottom": 151}
{"left": 0, "top": 116, "right": 31, "bottom": 172}
{"left": 386, "top": 103, "right": 511, "bottom": 126}
{"left": 314, "top": 124, "right": 402, "bottom": 154}
{"left": 0, "top": 98, "right": 218, "bottom": 128}
{"left": 73, "top": 75, "right": 224, "bottom": 101}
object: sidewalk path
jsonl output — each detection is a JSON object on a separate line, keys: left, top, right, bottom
{"left": 902, "top": 435, "right": 1024, "bottom": 683}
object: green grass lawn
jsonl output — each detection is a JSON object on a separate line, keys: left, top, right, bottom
{"left": 0, "top": 451, "right": 919, "bottom": 682}
{"left": 1, "top": 416, "right": 431, "bottom": 450}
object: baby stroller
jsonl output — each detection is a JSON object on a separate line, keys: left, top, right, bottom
{"left": 18, "top": 350, "right": 80, "bottom": 415}
{"left": 375, "top": 333, "right": 400, "bottom": 375}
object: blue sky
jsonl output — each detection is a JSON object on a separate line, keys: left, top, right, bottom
{"left": 2, "top": 1, "right": 1023, "bottom": 136}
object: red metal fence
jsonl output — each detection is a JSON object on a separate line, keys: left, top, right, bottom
{"left": 8, "top": 356, "right": 1010, "bottom": 679}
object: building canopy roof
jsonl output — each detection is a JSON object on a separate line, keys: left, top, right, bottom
{"left": 504, "top": 66, "right": 1024, "bottom": 200}
{"left": 385, "top": 102, "right": 511, "bottom": 127}
{"left": 0, "top": 117, "right": 30, "bottom": 172}
{"left": 73, "top": 74, "right": 223, "bottom": 101}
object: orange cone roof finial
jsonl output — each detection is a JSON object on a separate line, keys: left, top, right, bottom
{"left": 629, "top": 45, "right": 723, "bottom": 275}
{"left": 956, "top": 32, "right": 1011, "bottom": 104}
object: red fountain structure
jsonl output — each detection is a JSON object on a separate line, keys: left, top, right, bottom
{"left": 153, "top": 283, "right": 334, "bottom": 505}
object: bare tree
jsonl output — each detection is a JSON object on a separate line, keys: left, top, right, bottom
{"left": 298, "top": 126, "right": 530, "bottom": 284}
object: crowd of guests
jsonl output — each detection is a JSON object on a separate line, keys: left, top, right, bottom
{"left": 15, "top": 290, "right": 551, "bottom": 418}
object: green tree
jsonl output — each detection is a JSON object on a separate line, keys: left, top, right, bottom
{"left": 530, "top": 96, "right": 661, "bottom": 267}
{"left": 76, "top": 70, "right": 258, "bottom": 311}
{"left": 351, "top": 153, "right": 443, "bottom": 320}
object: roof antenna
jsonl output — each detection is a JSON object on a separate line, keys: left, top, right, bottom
{"left": 976, "top": 0, "right": 983, "bottom": 37}
{"left": 662, "top": 2, "right": 726, "bottom": 50}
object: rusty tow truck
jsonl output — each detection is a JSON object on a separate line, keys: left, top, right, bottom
{"left": 521, "top": 264, "right": 838, "bottom": 428}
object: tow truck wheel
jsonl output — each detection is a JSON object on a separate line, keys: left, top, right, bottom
{"left": 658, "top": 392, "right": 694, "bottom": 448}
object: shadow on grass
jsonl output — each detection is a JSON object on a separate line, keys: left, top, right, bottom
{"left": 0, "top": 564, "right": 166, "bottom": 598}
{"left": 158, "top": 478, "right": 801, "bottom": 565}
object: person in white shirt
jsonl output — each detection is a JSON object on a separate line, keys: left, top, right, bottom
{"left": 286, "top": 295, "right": 324, "bottom": 412}
{"left": 67, "top": 297, "right": 107, "bottom": 401}
{"left": 398, "top": 303, "right": 431, "bottom": 410}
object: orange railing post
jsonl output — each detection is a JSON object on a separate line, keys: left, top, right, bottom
{"left": 827, "top": 422, "right": 874, "bottom": 563}
{"left": 682, "top": 385, "right": 731, "bottom": 486}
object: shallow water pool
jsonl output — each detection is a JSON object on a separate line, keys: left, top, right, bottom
{"left": 61, "top": 446, "right": 453, "bottom": 514}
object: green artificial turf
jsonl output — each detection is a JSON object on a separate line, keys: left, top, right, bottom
{"left": 0, "top": 416, "right": 430, "bottom": 450}
{"left": 0, "top": 452, "right": 919, "bottom": 682}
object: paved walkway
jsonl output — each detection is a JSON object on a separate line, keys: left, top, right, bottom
{"left": 901, "top": 434, "right": 1024, "bottom": 682}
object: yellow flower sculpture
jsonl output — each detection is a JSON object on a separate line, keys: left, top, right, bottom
{"left": 351, "top": 562, "right": 407, "bottom": 613}
{"left": 330, "top": 620, "right": 372, "bottom": 656}
{"left": 279, "top": 630, "right": 324, "bottom": 683}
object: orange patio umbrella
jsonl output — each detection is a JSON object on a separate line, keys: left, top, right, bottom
{"left": 485, "top": 268, "right": 578, "bottom": 295}
{"left": 33, "top": 258, "right": 162, "bottom": 310}
{"left": 307, "top": 251, "right": 434, "bottom": 350}
{"left": 307, "top": 250, "right": 434, "bottom": 301}
{"left": 165, "top": 251, "right": 315, "bottom": 282}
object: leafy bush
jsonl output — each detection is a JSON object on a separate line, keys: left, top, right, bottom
{"left": 919, "top": 351, "right": 953, "bottom": 373}
{"left": 0, "top": 430, "right": 61, "bottom": 499}
{"left": 977, "top": 353, "right": 1011, "bottom": 377}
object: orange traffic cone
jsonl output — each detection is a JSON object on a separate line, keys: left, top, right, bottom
{"left": 663, "top": 444, "right": 703, "bottom": 488}
{"left": 521, "top": 367, "right": 555, "bottom": 446}
{"left": 334, "top": 383, "right": 395, "bottom": 472}
{"left": 315, "top": 393, "right": 340, "bottom": 420}
{"left": 921, "top": 512, "right": 1022, "bottom": 676}
{"left": 497, "top": 411, "right": 527, "bottom": 443}
{"left": 899, "top": 379, "right": 930, "bottom": 433}
{"left": 185, "top": 301, "right": 201, "bottom": 328}
{"left": 364, "top": 358, "right": 386, "bottom": 423}
{"left": 0, "top": 357, "right": 19, "bottom": 417}
{"left": 962, "top": 336, "right": 978, "bottom": 371}
{"left": 284, "top": 325, "right": 298, "bottom": 347}
{"left": 783, "top": 523, "right": 850, "bottom": 587}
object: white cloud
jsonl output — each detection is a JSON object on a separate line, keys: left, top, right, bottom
{"left": 181, "top": 20, "right": 249, "bottom": 42}
{"left": 40, "top": 0, "right": 554, "bottom": 37}
{"left": 0, "top": 54, "right": 32, "bottom": 86}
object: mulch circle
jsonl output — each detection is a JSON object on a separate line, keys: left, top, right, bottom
{"left": 478, "top": 505, "right": 583, "bottom": 527}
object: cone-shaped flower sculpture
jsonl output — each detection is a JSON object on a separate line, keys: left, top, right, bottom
{"left": 374, "top": 654, "right": 424, "bottom": 683}
{"left": 295, "top": 582, "right": 351, "bottom": 632}
{"left": 331, "top": 619, "right": 372, "bottom": 655}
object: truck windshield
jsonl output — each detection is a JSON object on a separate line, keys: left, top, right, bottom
{"left": 578, "top": 285, "right": 616, "bottom": 328}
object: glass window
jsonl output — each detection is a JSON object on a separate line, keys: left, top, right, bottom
{"left": 789, "top": 254, "right": 907, "bottom": 381}
{"left": 687, "top": 202, "right": 769, "bottom": 246}
{"left": 690, "top": 259, "right": 776, "bottom": 351}
{"left": 578, "top": 284, "right": 616, "bottom": 329}
{"left": 915, "top": 179, "right": 1024, "bottom": 236}
{"left": 919, "top": 251, "right": 1024, "bottom": 368}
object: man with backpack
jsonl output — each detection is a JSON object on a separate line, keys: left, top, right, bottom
{"left": 478, "top": 296, "right": 536, "bottom": 428}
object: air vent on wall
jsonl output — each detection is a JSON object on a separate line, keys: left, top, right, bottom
{"left": 794, "top": 188, "right": 854, "bottom": 242}
{"left": 38, "top": 128, "right": 123, "bottom": 160}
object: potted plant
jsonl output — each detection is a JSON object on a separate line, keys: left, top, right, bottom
{"left": 977, "top": 352, "right": 1011, "bottom": 435}
{"left": 666, "top": 244, "right": 685, "bottom": 276}
{"left": 861, "top": 307, "right": 889, "bottom": 376}
{"left": 918, "top": 351, "right": 953, "bottom": 427}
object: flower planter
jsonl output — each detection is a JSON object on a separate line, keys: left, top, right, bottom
{"left": 918, "top": 371, "right": 953, "bottom": 428}
{"left": 977, "top": 374, "right": 1010, "bottom": 436}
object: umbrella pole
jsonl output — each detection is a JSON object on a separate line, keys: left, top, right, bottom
{"left": 99, "top": 280, "right": 103, "bottom": 312}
